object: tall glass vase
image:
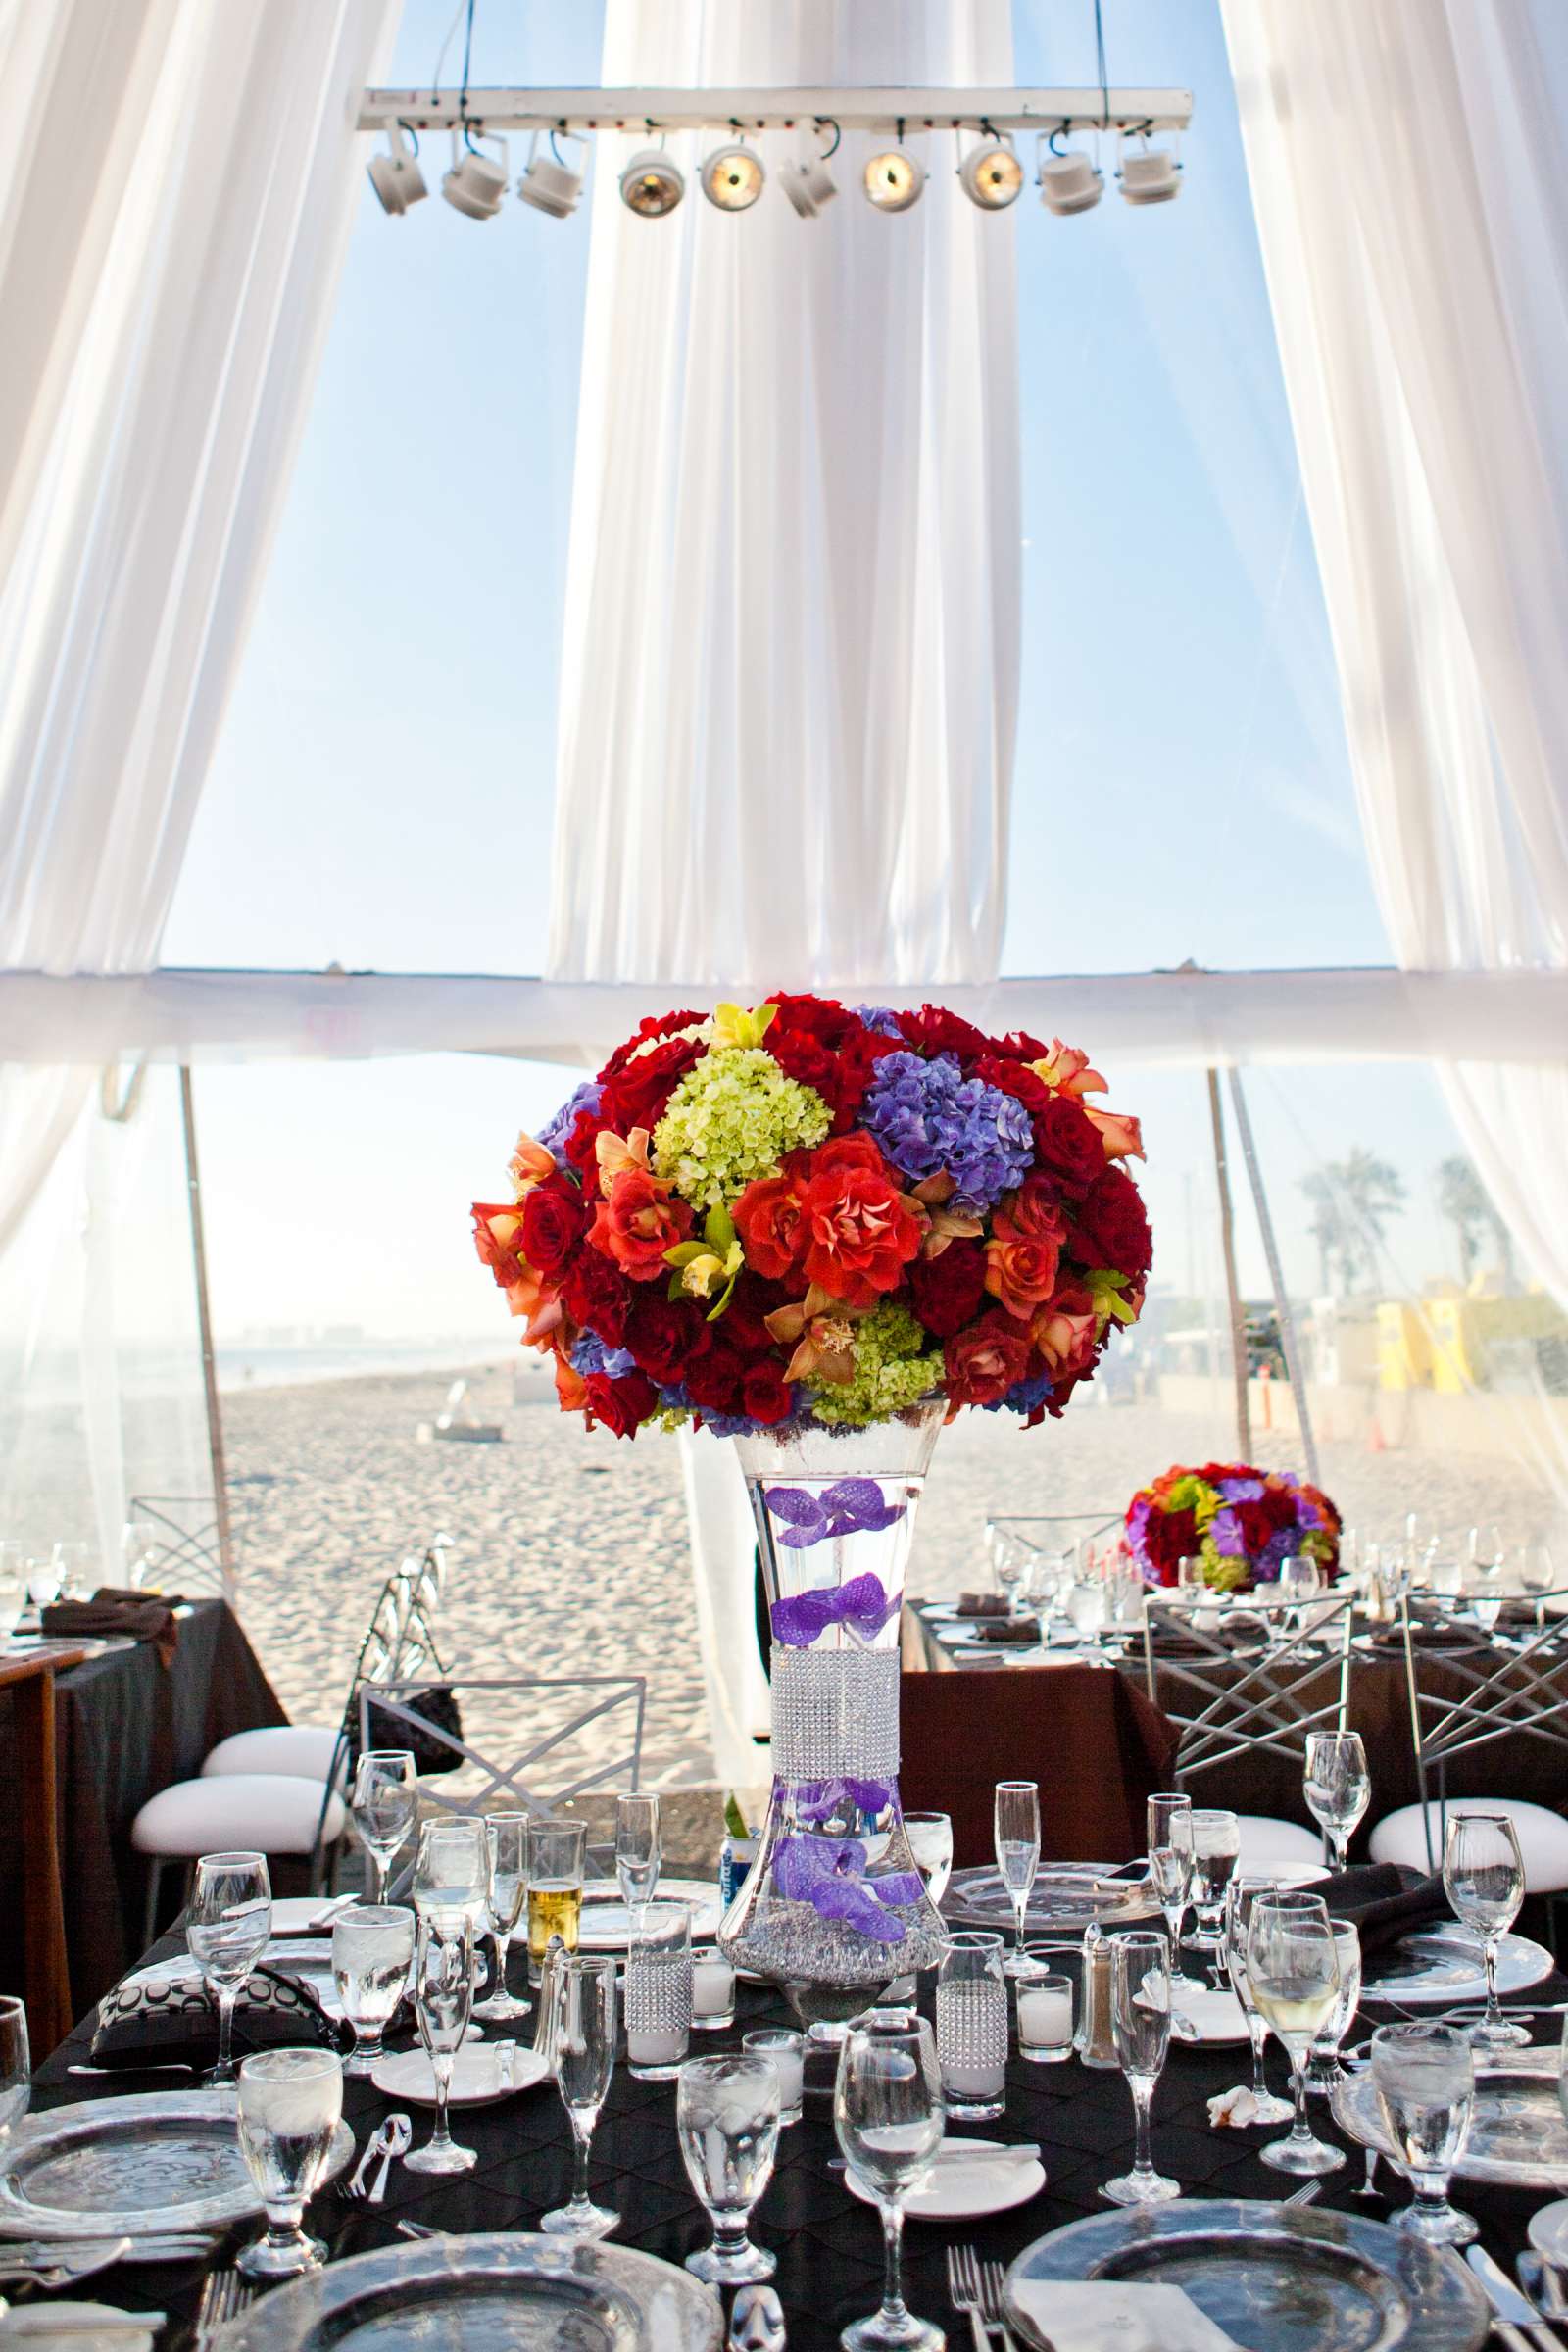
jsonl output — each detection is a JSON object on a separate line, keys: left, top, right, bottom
{"left": 717, "top": 1399, "right": 950, "bottom": 2029}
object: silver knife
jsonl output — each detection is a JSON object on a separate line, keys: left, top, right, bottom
{"left": 1467, "top": 2244, "right": 1559, "bottom": 2352}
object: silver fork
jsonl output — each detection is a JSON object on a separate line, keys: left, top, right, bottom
{"left": 979, "top": 2258, "right": 1021, "bottom": 2351}
{"left": 193, "top": 2266, "right": 258, "bottom": 2351}
{"left": 946, "top": 2245, "right": 992, "bottom": 2352}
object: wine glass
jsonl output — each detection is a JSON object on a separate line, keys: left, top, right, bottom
{"left": 1147, "top": 1793, "right": 1199, "bottom": 1993}
{"left": 1305, "top": 1916, "right": 1362, "bottom": 2094}
{"left": 1225, "top": 1881, "right": 1294, "bottom": 2121}
{"left": 0, "top": 1997, "right": 29, "bottom": 2140}
{"left": 1246, "top": 1890, "right": 1345, "bottom": 2175}
{"left": 1443, "top": 1812, "right": 1529, "bottom": 2046}
{"left": 1515, "top": 1544, "right": 1556, "bottom": 1629}
{"left": 615, "top": 1791, "right": 662, "bottom": 1917}
{"left": 1303, "top": 1731, "right": 1371, "bottom": 1870}
{"left": 1102, "top": 1930, "right": 1181, "bottom": 2205}
{"left": 834, "top": 2013, "right": 946, "bottom": 2352}
{"left": 332, "top": 1904, "right": 415, "bottom": 2076}
{"left": 1176, "top": 1555, "right": 1208, "bottom": 1604}
{"left": 50, "top": 1541, "right": 94, "bottom": 1599}
{"left": 404, "top": 1910, "right": 477, "bottom": 2175}
{"left": 677, "top": 2051, "right": 780, "bottom": 2283}
{"left": 985, "top": 1521, "right": 1026, "bottom": 1617}
{"left": 473, "top": 1810, "right": 530, "bottom": 2022}
{"left": 1188, "top": 1809, "right": 1241, "bottom": 1972}
{"left": 412, "top": 1816, "right": 489, "bottom": 1933}
{"left": 994, "top": 1780, "right": 1040, "bottom": 1976}
{"left": 121, "top": 1517, "right": 160, "bottom": 1591}
{"left": 1371, "top": 2023, "right": 1477, "bottom": 2244}
{"left": 235, "top": 2047, "right": 343, "bottom": 2277}
{"left": 187, "top": 1850, "right": 272, "bottom": 2084}
{"left": 350, "top": 1750, "right": 417, "bottom": 1906}
{"left": 540, "top": 1949, "right": 618, "bottom": 2238}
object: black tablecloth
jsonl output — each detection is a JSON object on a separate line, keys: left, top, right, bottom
{"left": 0, "top": 1600, "right": 286, "bottom": 2020}
{"left": 29, "top": 1927, "right": 1568, "bottom": 2351}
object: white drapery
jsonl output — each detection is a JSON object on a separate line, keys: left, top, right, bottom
{"left": 546, "top": 0, "right": 1019, "bottom": 992}
{"left": 1220, "top": 0, "right": 1568, "bottom": 1310}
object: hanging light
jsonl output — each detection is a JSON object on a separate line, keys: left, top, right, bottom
{"left": 863, "top": 147, "right": 925, "bottom": 213}
{"left": 442, "top": 127, "right": 509, "bottom": 220}
{"left": 958, "top": 133, "right": 1023, "bottom": 211}
{"left": 1037, "top": 131, "right": 1103, "bottom": 217}
{"left": 619, "top": 144, "right": 685, "bottom": 218}
{"left": 1118, "top": 129, "right": 1182, "bottom": 205}
{"left": 780, "top": 122, "right": 839, "bottom": 219}
{"left": 367, "top": 123, "right": 427, "bottom": 216}
{"left": 701, "top": 139, "right": 765, "bottom": 212}
{"left": 516, "top": 129, "right": 586, "bottom": 218}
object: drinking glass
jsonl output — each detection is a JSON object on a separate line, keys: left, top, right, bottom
{"left": 985, "top": 1521, "right": 1026, "bottom": 1617}
{"left": 935, "top": 1931, "right": 1007, "bottom": 2119}
{"left": 625, "top": 1900, "right": 692, "bottom": 2080}
{"left": 1147, "top": 1793, "right": 1199, "bottom": 1992}
{"left": 25, "top": 1557, "right": 63, "bottom": 1609}
{"left": 1280, "top": 1553, "right": 1320, "bottom": 1601}
{"left": 615, "top": 1791, "right": 662, "bottom": 1917}
{"left": 1101, "top": 1931, "right": 1181, "bottom": 2205}
{"left": 1188, "top": 1809, "right": 1241, "bottom": 1963}
{"left": 1443, "top": 1811, "right": 1529, "bottom": 2046}
{"left": 474, "top": 1810, "right": 530, "bottom": 2021}
{"left": 235, "top": 2047, "right": 343, "bottom": 2278}
{"left": 1306, "top": 1917, "right": 1362, "bottom": 2094}
{"left": 412, "top": 1816, "right": 489, "bottom": 1934}
{"left": 1303, "top": 1731, "right": 1371, "bottom": 1870}
{"left": 1246, "top": 1891, "right": 1345, "bottom": 2175}
{"left": 0, "top": 1997, "right": 29, "bottom": 2140}
{"left": 903, "top": 1812, "right": 953, "bottom": 1907}
{"left": 404, "top": 1910, "right": 476, "bottom": 2175}
{"left": 1068, "top": 1581, "right": 1106, "bottom": 1640}
{"left": 1016, "top": 1970, "right": 1074, "bottom": 2064}
{"left": 331, "top": 1904, "right": 415, "bottom": 2076}
{"left": 743, "top": 2029, "right": 805, "bottom": 2125}
{"left": 540, "top": 1949, "right": 618, "bottom": 2238}
{"left": 677, "top": 2050, "right": 781, "bottom": 2283}
{"left": 1176, "top": 1554, "right": 1208, "bottom": 1602}
{"left": 692, "top": 1948, "right": 736, "bottom": 2032}
{"left": 122, "top": 1517, "right": 160, "bottom": 1591}
{"left": 1224, "top": 1881, "right": 1294, "bottom": 2122}
{"left": 187, "top": 1850, "right": 272, "bottom": 2084}
{"left": 834, "top": 2013, "right": 945, "bottom": 2352}
{"left": 50, "top": 1541, "right": 94, "bottom": 1598}
{"left": 527, "top": 1818, "right": 587, "bottom": 1980}
{"left": 994, "top": 1780, "right": 1040, "bottom": 1974}
{"left": 350, "top": 1750, "right": 417, "bottom": 1906}
{"left": 1371, "top": 2022, "right": 1477, "bottom": 2244}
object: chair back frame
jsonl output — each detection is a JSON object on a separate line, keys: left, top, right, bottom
{"left": 1397, "top": 1590, "right": 1568, "bottom": 1869}
{"left": 1142, "top": 1591, "right": 1354, "bottom": 1788}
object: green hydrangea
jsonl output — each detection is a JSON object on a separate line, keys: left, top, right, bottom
{"left": 653, "top": 1049, "right": 830, "bottom": 1211}
{"left": 809, "top": 1301, "right": 945, "bottom": 1429}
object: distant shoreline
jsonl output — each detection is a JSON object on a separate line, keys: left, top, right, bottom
{"left": 216, "top": 1338, "right": 523, "bottom": 1393}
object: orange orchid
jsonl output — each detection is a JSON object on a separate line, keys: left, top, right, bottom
{"left": 909, "top": 1171, "right": 985, "bottom": 1260}
{"left": 764, "top": 1284, "right": 866, "bottom": 1384}
{"left": 1028, "top": 1040, "right": 1106, "bottom": 1099}
{"left": 594, "top": 1125, "right": 653, "bottom": 1185}
{"left": 508, "top": 1131, "right": 556, "bottom": 1199}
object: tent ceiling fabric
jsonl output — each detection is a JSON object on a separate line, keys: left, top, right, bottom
{"left": 544, "top": 0, "right": 1019, "bottom": 990}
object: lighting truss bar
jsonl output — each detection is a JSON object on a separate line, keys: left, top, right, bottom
{"left": 358, "top": 86, "right": 1194, "bottom": 137}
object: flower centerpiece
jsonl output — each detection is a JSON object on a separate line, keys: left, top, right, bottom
{"left": 1125, "top": 1462, "right": 1341, "bottom": 1593}
{"left": 472, "top": 995, "right": 1151, "bottom": 2020}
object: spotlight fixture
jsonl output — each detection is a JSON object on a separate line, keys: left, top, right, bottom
{"left": 1037, "top": 133, "right": 1103, "bottom": 217}
{"left": 367, "top": 123, "right": 426, "bottom": 216}
{"left": 516, "top": 129, "right": 585, "bottom": 218}
{"left": 958, "top": 134, "right": 1023, "bottom": 211}
{"left": 442, "top": 128, "right": 508, "bottom": 219}
{"left": 619, "top": 145, "right": 685, "bottom": 218}
{"left": 864, "top": 148, "right": 925, "bottom": 213}
{"left": 780, "top": 123, "right": 839, "bottom": 219}
{"left": 701, "top": 139, "right": 765, "bottom": 212}
{"left": 1118, "top": 130, "right": 1181, "bottom": 205}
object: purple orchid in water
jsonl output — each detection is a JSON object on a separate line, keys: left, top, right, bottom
{"left": 764, "top": 1479, "right": 907, "bottom": 1549}
{"left": 793, "top": 1777, "right": 896, "bottom": 1824}
{"left": 769, "top": 1573, "right": 900, "bottom": 1648}
{"left": 772, "top": 1833, "right": 923, "bottom": 1944}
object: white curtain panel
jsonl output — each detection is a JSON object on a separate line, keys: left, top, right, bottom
{"left": 546, "top": 0, "right": 1020, "bottom": 991}
{"left": 1221, "top": 0, "right": 1568, "bottom": 1308}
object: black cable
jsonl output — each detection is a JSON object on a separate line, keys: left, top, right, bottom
{"left": 459, "top": 0, "right": 477, "bottom": 150}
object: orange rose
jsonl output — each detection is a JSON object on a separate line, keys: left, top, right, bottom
{"left": 588, "top": 1166, "right": 693, "bottom": 1282}
{"left": 797, "top": 1144, "right": 921, "bottom": 1308}
{"left": 733, "top": 1174, "right": 807, "bottom": 1280}
{"left": 1032, "top": 1283, "right": 1099, "bottom": 1377}
{"left": 1084, "top": 1103, "right": 1145, "bottom": 1161}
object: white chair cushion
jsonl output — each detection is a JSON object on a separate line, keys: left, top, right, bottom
{"left": 1235, "top": 1814, "right": 1324, "bottom": 1870}
{"left": 1370, "top": 1798, "right": 1568, "bottom": 1891}
{"left": 202, "top": 1727, "right": 341, "bottom": 1784}
{"left": 131, "top": 1773, "right": 347, "bottom": 1859}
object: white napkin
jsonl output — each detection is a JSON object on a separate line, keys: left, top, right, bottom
{"left": 1009, "top": 2281, "right": 1241, "bottom": 2352}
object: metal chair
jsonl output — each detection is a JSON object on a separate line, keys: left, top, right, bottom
{"left": 127, "top": 1494, "right": 233, "bottom": 1603}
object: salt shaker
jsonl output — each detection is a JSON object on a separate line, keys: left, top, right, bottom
{"left": 729, "top": 2283, "right": 787, "bottom": 2350}
{"left": 1077, "top": 1922, "right": 1118, "bottom": 2068}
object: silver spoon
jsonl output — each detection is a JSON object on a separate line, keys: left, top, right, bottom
{"left": 368, "top": 2112, "right": 412, "bottom": 2202}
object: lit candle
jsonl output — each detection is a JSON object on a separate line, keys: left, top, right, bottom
{"left": 942, "top": 2059, "right": 1005, "bottom": 2101}
{"left": 1017, "top": 1986, "right": 1072, "bottom": 2047}
{"left": 627, "top": 2025, "right": 686, "bottom": 2067}
{"left": 692, "top": 1954, "right": 735, "bottom": 2025}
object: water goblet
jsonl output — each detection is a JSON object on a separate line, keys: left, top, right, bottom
{"left": 834, "top": 2013, "right": 945, "bottom": 2351}
{"left": 0, "top": 1997, "right": 29, "bottom": 2140}
{"left": 936, "top": 1931, "right": 1007, "bottom": 2118}
{"left": 1187, "top": 1809, "right": 1241, "bottom": 1969}
{"left": 1101, "top": 1931, "right": 1181, "bottom": 2205}
{"left": 473, "top": 1809, "right": 530, "bottom": 2021}
{"left": 25, "top": 1558, "right": 63, "bottom": 1610}
{"left": 404, "top": 1910, "right": 477, "bottom": 2174}
{"left": 1247, "top": 1891, "right": 1345, "bottom": 2175}
{"left": 540, "top": 1949, "right": 618, "bottom": 2238}
{"left": 1147, "top": 1793, "right": 1200, "bottom": 1993}
{"left": 994, "top": 1779, "right": 1040, "bottom": 1974}
{"left": 1371, "top": 2022, "right": 1477, "bottom": 2244}
{"left": 235, "top": 2047, "right": 343, "bottom": 2278}
{"left": 625, "top": 1900, "right": 692, "bottom": 2080}
{"left": 527, "top": 1818, "right": 587, "bottom": 1980}
{"left": 615, "top": 1790, "right": 662, "bottom": 1917}
{"left": 332, "top": 1904, "right": 415, "bottom": 2076}
{"left": 1306, "top": 1917, "right": 1362, "bottom": 2094}
{"left": 1443, "top": 1811, "right": 1529, "bottom": 2046}
{"left": 412, "top": 1816, "right": 489, "bottom": 1934}
{"left": 350, "top": 1750, "right": 417, "bottom": 1906}
{"left": 1224, "top": 1880, "right": 1294, "bottom": 2123}
{"left": 1303, "top": 1731, "right": 1371, "bottom": 1870}
{"left": 187, "top": 1850, "right": 272, "bottom": 2084}
{"left": 678, "top": 2050, "right": 781, "bottom": 2283}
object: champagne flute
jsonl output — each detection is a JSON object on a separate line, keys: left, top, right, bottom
{"left": 235, "top": 2048, "right": 343, "bottom": 2278}
{"left": 0, "top": 1997, "right": 29, "bottom": 2141}
{"left": 1147, "top": 1793, "right": 1199, "bottom": 1994}
{"left": 677, "top": 2051, "right": 780, "bottom": 2283}
{"left": 615, "top": 1791, "right": 662, "bottom": 1917}
{"left": 994, "top": 1780, "right": 1040, "bottom": 1976}
{"left": 834, "top": 2013, "right": 946, "bottom": 2352}
{"left": 474, "top": 1810, "right": 530, "bottom": 2021}
{"left": 1443, "top": 1812, "right": 1529, "bottom": 2046}
{"left": 351, "top": 1750, "right": 417, "bottom": 1905}
{"left": 1102, "top": 1930, "right": 1181, "bottom": 2205}
{"left": 404, "top": 1911, "right": 477, "bottom": 2175}
{"left": 1303, "top": 1730, "right": 1370, "bottom": 1870}
{"left": 1371, "top": 2022, "right": 1477, "bottom": 2244}
{"left": 187, "top": 1850, "right": 272, "bottom": 2084}
{"left": 332, "top": 1904, "right": 416, "bottom": 2076}
{"left": 1246, "top": 1891, "right": 1344, "bottom": 2175}
{"left": 1225, "top": 1881, "right": 1293, "bottom": 2121}
{"left": 540, "top": 1950, "right": 618, "bottom": 2238}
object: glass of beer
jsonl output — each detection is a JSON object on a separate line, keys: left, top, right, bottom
{"left": 527, "top": 1819, "right": 587, "bottom": 1981}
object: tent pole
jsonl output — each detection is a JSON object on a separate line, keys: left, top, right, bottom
{"left": 1227, "top": 1068, "right": 1322, "bottom": 1490}
{"left": 1206, "top": 1067, "right": 1252, "bottom": 1459}
{"left": 180, "top": 1065, "right": 235, "bottom": 1597}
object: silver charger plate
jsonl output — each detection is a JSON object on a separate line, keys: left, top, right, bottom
{"left": 944, "top": 1865, "right": 1157, "bottom": 1935}
{"left": 211, "top": 2231, "right": 723, "bottom": 2351}
{"left": 0, "top": 2091, "right": 354, "bottom": 2239}
{"left": 1004, "top": 2198, "right": 1489, "bottom": 2352}
{"left": 1334, "top": 2046, "right": 1568, "bottom": 2190}
{"left": 576, "top": 1879, "right": 722, "bottom": 1950}
{"left": 1359, "top": 1928, "right": 1552, "bottom": 2005}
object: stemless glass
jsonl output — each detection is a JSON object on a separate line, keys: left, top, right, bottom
{"left": 1188, "top": 1810, "right": 1241, "bottom": 1962}
{"left": 834, "top": 2013, "right": 946, "bottom": 2352}
{"left": 404, "top": 1910, "right": 477, "bottom": 2175}
{"left": 331, "top": 1905, "right": 415, "bottom": 2076}
{"left": 528, "top": 1818, "right": 588, "bottom": 1980}
{"left": 1444, "top": 1812, "right": 1530, "bottom": 2046}
{"left": 614, "top": 1792, "right": 662, "bottom": 1916}
{"left": 994, "top": 1780, "right": 1041, "bottom": 1975}
{"left": 235, "top": 2048, "right": 343, "bottom": 2278}
{"left": 1102, "top": 1931, "right": 1181, "bottom": 2205}
{"left": 541, "top": 1950, "right": 618, "bottom": 2239}
{"left": 1246, "top": 1891, "right": 1345, "bottom": 2176}
{"left": 1306, "top": 1917, "right": 1362, "bottom": 2094}
{"left": 0, "top": 1997, "right": 29, "bottom": 2140}
{"left": 474, "top": 1810, "right": 530, "bottom": 2021}
{"left": 1147, "top": 1793, "right": 1198, "bottom": 1991}
{"left": 1225, "top": 1881, "right": 1294, "bottom": 2122}
{"left": 350, "top": 1750, "right": 417, "bottom": 1906}
{"left": 1303, "top": 1731, "right": 1371, "bottom": 1870}
{"left": 187, "top": 1850, "right": 272, "bottom": 2085}
{"left": 412, "top": 1816, "right": 489, "bottom": 1935}
{"left": 677, "top": 2051, "right": 781, "bottom": 2284}
{"left": 1371, "top": 2023, "right": 1477, "bottom": 2244}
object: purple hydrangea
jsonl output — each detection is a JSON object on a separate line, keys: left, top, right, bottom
{"left": 571, "top": 1335, "right": 638, "bottom": 1381}
{"left": 539, "top": 1080, "right": 602, "bottom": 1169}
{"left": 861, "top": 1051, "right": 1034, "bottom": 1212}
{"left": 982, "top": 1372, "right": 1055, "bottom": 1416}
{"left": 856, "top": 1005, "right": 906, "bottom": 1039}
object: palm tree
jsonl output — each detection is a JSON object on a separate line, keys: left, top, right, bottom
{"left": 1434, "top": 1153, "right": 1515, "bottom": 1288}
{"left": 1300, "top": 1149, "right": 1405, "bottom": 1295}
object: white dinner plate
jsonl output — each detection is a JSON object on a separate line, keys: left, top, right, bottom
{"left": 1243, "top": 1861, "right": 1330, "bottom": 1887}
{"left": 576, "top": 1878, "right": 722, "bottom": 1950}
{"left": 846, "top": 2138, "right": 1047, "bottom": 2223}
{"left": 268, "top": 1897, "right": 360, "bottom": 1936}
{"left": 1171, "top": 1985, "right": 1250, "bottom": 2044}
{"left": 369, "top": 2042, "right": 549, "bottom": 2107}
{"left": 1360, "top": 1927, "right": 1552, "bottom": 2005}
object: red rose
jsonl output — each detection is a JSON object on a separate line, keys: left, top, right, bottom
{"left": 559, "top": 1248, "right": 632, "bottom": 1346}
{"left": 765, "top": 1023, "right": 838, "bottom": 1104}
{"left": 588, "top": 1167, "right": 693, "bottom": 1282}
{"left": 970, "top": 1055, "right": 1053, "bottom": 1120}
{"left": 597, "top": 1009, "right": 707, "bottom": 1082}
{"left": 906, "top": 1239, "right": 987, "bottom": 1338}
{"left": 895, "top": 1005, "right": 993, "bottom": 1062}
{"left": 471, "top": 1202, "right": 524, "bottom": 1289}
{"left": 583, "top": 1368, "right": 659, "bottom": 1439}
{"left": 599, "top": 1034, "right": 705, "bottom": 1136}
{"left": 1069, "top": 1166, "right": 1153, "bottom": 1279}
{"left": 798, "top": 1141, "right": 922, "bottom": 1308}
{"left": 742, "top": 1362, "right": 795, "bottom": 1425}
{"left": 721, "top": 1275, "right": 782, "bottom": 1359}
{"left": 1145, "top": 1505, "right": 1197, "bottom": 1580}
{"left": 763, "top": 992, "right": 856, "bottom": 1045}
{"left": 563, "top": 1105, "right": 607, "bottom": 1189}
{"left": 1258, "top": 1485, "right": 1298, "bottom": 1534}
{"left": 686, "top": 1340, "right": 747, "bottom": 1415}
{"left": 766, "top": 1006, "right": 903, "bottom": 1133}
{"left": 943, "top": 1310, "right": 1032, "bottom": 1406}
{"left": 1231, "top": 1499, "right": 1279, "bottom": 1559}
{"left": 624, "top": 1293, "right": 710, "bottom": 1385}
{"left": 994, "top": 1030, "right": 1053, "bottom": 1063}
{"left": 519, "top": 1173, "right": 589, "bottom": 1279}
{"left": 1031, "top": 1094, "right": 1104, "bottom": 1198}
{"left": 733, "top": 1174, "right": 808, "bottom": 1280}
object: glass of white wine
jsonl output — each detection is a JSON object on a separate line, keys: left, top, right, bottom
{"left": 677, "top": 2051, "right": 780, "bottom": 2283}
{"left": 527, "top": 1818, "right": 587, "bottom": 1982}
{"left": 1443, "top": 1812, "right": 1530, "bottom": 2047}
{"left": 1102, "top": 1931, "right": 1181, "bottom": 2205}
{"left": 1371, "top": 2022, "right": 1476, "bottom": 2244}
{"left": 1303, "top": 1731, "right": 1371, "bottom": 1871}
{"left": 994, "top": 1780, "right": 1041, "bottom": 1976}
{"left": 834, "top": 2013, "right": 946, "bottom": 2352}
{"left": 1246, "top": 1890, "right": 1345, "bottom": 2176}
{"left": 235, "top": 2048, "right": 343, "bottom": 2278}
